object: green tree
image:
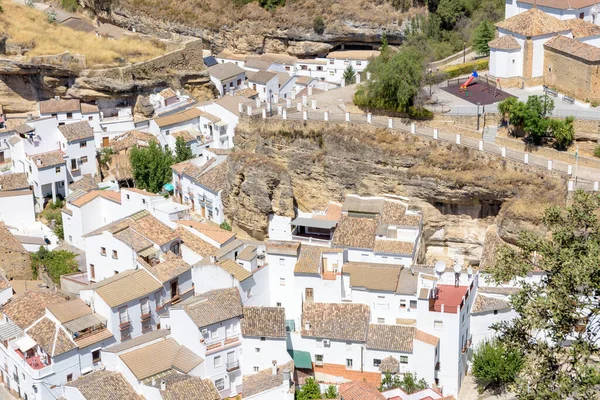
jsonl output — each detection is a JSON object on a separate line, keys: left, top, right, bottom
{"left": 354, "top": 46, "right": 424, "bottom": 113}
{"left": 129, "top": 140, "right": 174, "bottom": 193}
{"left": 594, "top": 144, "right": 600, "bottom": 158}
{"left": 472, "top": 339, "right": 523, "bottom": 392}
{"left": 219, "top": 221, "right": 232, "bottom": 231}
{"left": 323, "top": 385, "right": 338, "bottom": 398}
{"left": 61, "top": 0, "right": 79, "bottom": 12}
{"left": 380, "top": 372, "right": 428, "bottom": 393}
{"left": 381, "top": 31, "right": 389, "bottom": 53}
{"left": 497, "top": 95, "right": 557, "bottom": 145}
{"left": 343, "top": 65, "right": 356, "bottom": 85}
{"left": 472, "top": 20, "right": 495, "bottom": 56}
{"left": 488, "top": 191, "right": 600, "bottom": 399}
{"left": 258, "top": 0, "right": 285, "bottom": 11}
{"left": 549, "top": 116, "right": 574, "bottom": 150}
{"left": 296, "top": 377, "right": 321, "bottom": 399}
{"left": 99, "top": 147, "right": 114, "bottom": 169}
{"left": 174, "top": 136, "right": 193, "bottom": 163}
{"left": 436, "top": 0, "right": 466, "bottom": 29}
{"left": 31, "top": 247, "right": 78, "bottom": 283}
{"left": 313, "top": 16, "right": 325, "bottom": 34}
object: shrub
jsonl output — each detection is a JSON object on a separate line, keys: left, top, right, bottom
{"left": 408, "top": 106, "right": 434, "bottom": 120}
{"left": 594, "top": 145, "right": 600, "bottom": 158}
{"left": 443, "top": 59, "right": 489, "bottom": 79}
{"left": 61, "top": 0, "right": 79, "bottom": 12}
{"left": 313, "top": 16, "right": 325, "bottom": 34}
{"left": 258, "top": 0, "right": 285, "bottom": 11}
{"left": 472, "top": 339, "right": 523, "bottom": 392}
{"left": 220, "top": 221, "right": 232, "bottom": 231}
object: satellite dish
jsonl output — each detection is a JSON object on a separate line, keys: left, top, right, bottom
{"left": 454, "top": 262, "right": 462, "bottom": 273}
{"left": 435, "top": 261, "right": 446, "bottom": 274}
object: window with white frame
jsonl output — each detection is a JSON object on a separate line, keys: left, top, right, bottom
{"left": 254, "top": 366, "right": 259, "bottom": 372}
{"left": 215, "top": 378, "right": 224, "bottom": 390}
{"left": 214, "top": 355, "right": 222, "bottom": 368}
{"left": 434, "top": 320, "right": 443, "bottom": 330}
{"left": 211, "top": 329, "right": 219, "bottom": 339}
{"left": 279, "top": 258, "right": 285, "bottom": 266}
{"left": 400, "top": 300, "right": 407, "bottom": 309}
{"left": 377, "top": 317, "right": 385, "bottom": 324}
{"left": 346, "top": 358, "right": 353, "bottom": 369}
{"left": 400, "top": 356, "right": 408, "bottom": 364}
{"left": 280, "top": 278, "right": 286, "bottom": 286}
{"left": 373, "top": 359, "right": 381, "bottom": 367}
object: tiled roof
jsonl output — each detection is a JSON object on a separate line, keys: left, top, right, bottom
{"left": 92, "top": 269, "right": 162, "bottom": 308}
{"left": 214, "top": 95, "right": 247, "bottom": 117}
{"left": 373, "top": 239, "right": 414, "bottom": 255}
{"left": 80, "top": 103, "right": 99, "bottom": 114}
{"left": 0, "top": 222, "right": 27, "bottom": 253}
{"left": 379, "top": 356, "right": 399, "bottom": 373}
{"left": 146, "top": 253, "right": 191, "bottom": 283}
{"left": 378, "top": 201, "right": 407, "bottom": 225}
{"left": 302, "top": 302, "right": 370, "bottom": 342}
{"left": 207, "top": 62, "right": 246, "bottom": 81}
{"left": 0, "top": 172, "right": 29, "bottom": 191}
{"left": 242, "top": 306, "right": 286, "bottom": 338}
{"left": 104, "top": 329, "right": 169, "bottom": 353}
{"left": 113, "top": 228, "right": 153, "bottom": 252}
{"left": 29, "top": 150, "right": 65, "bottom": 168}
{"left": 332, "top": 216, "right": 377, "bottom": 249}
{"left": 68, "top": 174, "right": 97, "bottom": 192}
{"left": 119, "top": 338, "right": 203, "bottom": 380}
{"left": 342, "top": 195, "right": 384, "bottom": 214}
{"left": 343, "top": 262, "right": 401, "bottom": 291}
{"left": 517, "top": 0, "right": 598, "bottom": 10}
{"left": 496, "top": 8, "right": 569, "bottom": 36}
{"left": 171, "top": 158, "right": 215, "bottom": 180}
{"left": 395, "top": 267, "right": 421, "bottom": 295}
{"left": 267, "top": 241, "right": 300, "bottom": 256}
{"left": 26, "top": 317, "right": 76, "bottom": 357}
{"left": 326, "top": 50, "right": 380, "bottom": 60}
{"left": 176, "top": 226, "right": 216, "bottom": 258}
{"left": 14, "top": 124, "right": 34, "bottom": 135}
{"left": 294, "top": 245, "right": 329, "bottom": 274}
{"left": 70, "top": 190, "right": 121, "bottom": 207}
{"left": 176, "top": 220, "right": 235, "bottom": 245}
{"left": 248, "top": 70, "right": 277, "bottom": 85}
{"left": 171, "top": 129, "right": 197, "bottom": 143}
{"left": 162, "top": 375, "right": 220, "bottom": 400}
{"left": 39, "top": 98, "right": 80, "bottom": 114}
{"left": 66, "top": 370, "right": 142, "bottom": 400}
{"left": 159, "top": 88, "right": 178, "bottom": 99}
{"left": 478, "top": 286, "right": 520, "bottom": 295}
{"left": 237, "top": 245, "right": 256, "bottom": 261}
{"left": 154, "top": 108, "right": 203, "bottom": 128}
{"left": 338, "top": 380, "right": 385, "bottom": 400}
{"left": 295, "top": 76, "right": 316, "bottom": 85}
{"left": 178, "top": 288, "right": 242, "bottom": 328}
{"left": 236, "top": 88, "right": 259, "bottom": 98}
{"left": 58, "top": 121, "right": 93, "bottom": 142}
{"left": 415, "top": 330, "right": 440, "bottom": 347}
{"left": 109, "top": 130, "right": 155, "bottom": 152}
{"left": 472, "top": 294, "right": 511, "bottom": 314}
{"left": 260, "top": 53, "right": 297, "bottom": 65}
{"left": 196, "top": 161, "right": 228, "bottom": 193}
{"left": 47, "top": 299, "right": 92, "bottom": 323}
{"left": 366, "top": 324, "right": 416, "bottom": 353}
{"left": 75, "top": 328, "right": 114, "bottom": 349}
{"left": 217, "top": 259, "right": 252, "bottom": 282}
{"left": 544, "top": 35, "right": 600, "bottom": 62}
{"left": 242, "top": 360, "right": 294, "bottom": 397}
{"left": 3, "top": 291, "right": 66, "bottom": 329}
{"left": 488, "top": 35, "right": 521, "bottom": 50}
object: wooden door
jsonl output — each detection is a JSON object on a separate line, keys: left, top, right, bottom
{"left": 102, "top": 137, "right": 109, "bottom": 147}
{"left": 305, "top": 288, "right": 314, "bottom": 302}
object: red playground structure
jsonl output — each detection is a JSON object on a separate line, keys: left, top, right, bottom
{"left": 459, "top": 70, "right": 479, "bottom": 92}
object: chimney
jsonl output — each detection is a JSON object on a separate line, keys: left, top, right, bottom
{"left": 210, "top": 255, "right": 216, "bottom": 264}
{"left": 160, "top": 380, "right": 166, "bottom": 391}
{"left": 271, "top": 361, "right": 277, "bottom": 376}
{"left": 151, "top": 378, "right": 156, "bottom": 387}
{"left": 282, "top": 368, "right": 291, "bottom": 386}
{"left": 304, "top": 322, "right": 310, "bottom": 331}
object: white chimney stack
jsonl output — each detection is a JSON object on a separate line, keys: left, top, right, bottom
{"left": 282, "top": 368, "right": 291, "bottom": 385}
{"left": 210, "top": 255, "right": 216, "bottom": 264}
{"left": 160, "top": 380, "right": 166, "bottom": 391}
{"left": 271, "top": 361, "right": 277, "bottom": 376}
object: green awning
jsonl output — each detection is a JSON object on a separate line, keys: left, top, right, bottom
{"left": 288, "top": 349, "right": 312, "bottom": 369}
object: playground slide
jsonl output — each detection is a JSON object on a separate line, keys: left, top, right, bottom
{"left": 460, "top": 75, "right": 475, "bottom": 90}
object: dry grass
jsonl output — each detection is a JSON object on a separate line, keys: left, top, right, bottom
{"left": 0, "top": 2, "right": 166, "bottom": 66}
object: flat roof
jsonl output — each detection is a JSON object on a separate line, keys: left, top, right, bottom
{"left": 291, "top": 217, "right": 337, "bottom": 230}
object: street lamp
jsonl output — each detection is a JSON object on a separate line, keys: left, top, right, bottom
{"left": 428, "top": 69, "right": 433, "bottom": 97}
{"left": 477, "top": 102, "right": 481, "bottom": 131}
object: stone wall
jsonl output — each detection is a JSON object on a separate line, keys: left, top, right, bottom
{"left": 544, "top": 48, "right": 600, "bottom": 103}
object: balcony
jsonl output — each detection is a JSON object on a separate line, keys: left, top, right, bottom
{"left": 140, "top": 312, "right": 152, "bottom": 321}
{"left": 119, "top": 319, "right": 131, "bottom": 330}
{"left": 226, "top": 360, "right": 240, "bottom": 372}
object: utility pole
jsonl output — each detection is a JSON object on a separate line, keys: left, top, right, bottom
{"left": 463, "top": 42, "right": 466, "bottom": 63}
{"left": 575, "top": 145, "right": 579, "bottom": 184}
{"left": 477, "top": 102, "right": 481, "bottom": 131}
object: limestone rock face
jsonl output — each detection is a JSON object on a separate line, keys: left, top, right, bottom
{"left": 223, "top": 153, "right": 295, "bottom": 241}
{"left": 133, "top": 95, "right": 154, "bottom": 118}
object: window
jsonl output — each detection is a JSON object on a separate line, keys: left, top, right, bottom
{"left": 92, "top": 350, "right": 101, "bottom": 363}
{"left": 285, "top": 66, "right": 290, "bottom": 71}
{"left": 400, "top": 356, "right": 408, "bottom": 364}
{"left": 211, "top": 329, "right": 219, "bottom": 339}
{"left": 140, "top": 297, "right": 150, "bottom": 315}
{"left": 316, "top": 339, "right": 323, "bottom": 348}
{"left": 346, "top": 359, "right": 353, "bottom": 369}
{"left": 377, "top": 317, "right": 385, "bottom": 324}
{"left": 215, "top": 378, "right": 225, "bottom": 391}
{"left": 580, "top": 12, "right": 585, "bottom": 18}
{"left": 356, "top": 60, "right": 362, "bottom": 66}
{"left": 142, "top": 318, "right": 151, "bottom": 332}
{"left": 67, "top": 373, "right": 73, "bottom": 382}
{"left": 315, "top": 354, "right": 323, "bottom": 363}
{"left": 214, "top": 355, "right": 222, "bottom": 368}
{"left": 29, "top": 165, "right": 32, "bottom": 173}
{"left": 280, "top": 278, "right": 286, "bottom": 286}
{"left": 55, "top": 166, "right": 61, "bottom": 173}
{"left": 126, "top": 194, "right": 130, "bottom": 200}
{"left": 373, "top": 359, "right": 381, "bottom": 367}
{"left": 434, "top": 320, "right": 443, "bottom": 330}
{"left": 400, "top": 300, "right": 407, "bottom": 309}
{"left": 155, "top": 290, "right": 163, "bottom": 309}
{"left": 276, "top": 302, "right": 282, "bottom": 307}
{"left": 254, "top": 366, "right": 259, "bottom": 372}
{"left": 279, "top": 258, "right": 285, "bottom": 266}
{"left": 329, "top": 59, "right": 334, "bottom": 65}
{"left": 142, "top": 198, "right": 146, "bottom": 205}
{"left": 79, "top": 141, "right": 87, "bottom": 148}
{"left": 255, "top": 348, "right": 261, "bottom": 353}
{"left": 260, "top": 337, "right": 266, "bottom": 341}
{"left": 165, "top": 130, "right": 170, "bottom": 135}
{"left": 316, "top": 66, "right": 323, "bottom": 71}
{"left": 300, "top": 65, "right": 308, "bottom": 70}
{"left": 329, "top": 71, "right": 334, "bottom": 76}
{"left": 66, "top": 113, "right": 73, "bottom": 119}
{"left": 494, "top": 310, "right": 498, "bottom": 315}
{"left": 118, "top": 307, "right": 128, "bottom": 324}
{"left": 90, "top": 264, "right": 95, "bottom": 280}
{"left": 80, "top": 156, "right": 88, "bottom": 164}
{"left": 305, "top": 288, "right": 314, "bottom": 302}
{"left": 101, "top": 247, "right": 106, "bottom": 256}
{"left": 71, "top": 159, "right": 77, "bottom": 170}
{"left": 112, "top": 250, "right": 118, "bottom": 259}
{"left": 114, "top": 270, "right": 118, "bottom": 275}
{"left": 68, "top": 235, "right": 72, "bottom": 242}
{"left": 237, "top": 79, "right": 242, "bottom": 85}
{"left": 88, "top": 116, "right": 93, "bottom": 121}
{"left": 410, "top": 300, "right": 417, "bottom": 309}
{"left": 59, "top": 122, "right": 65, "bottom": 126}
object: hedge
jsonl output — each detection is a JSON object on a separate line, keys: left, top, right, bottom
{"left": 443, "top": 59, "right": 489, "bottom": 79}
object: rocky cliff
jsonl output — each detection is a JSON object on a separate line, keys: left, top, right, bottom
{"left": 230, "top": 119, "right": 566, "bottom": 264}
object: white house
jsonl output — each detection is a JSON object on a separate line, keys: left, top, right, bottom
{"left": 0, "top": 130, "right": 12, "bottom": 166}
{"left": 208, "top": 63, "right": 247, "bottom": 97}
{"left": 324, "top": 50, "right": 380, "bottom": 84}
{"left": 469, "top": 290, "right": 515, "bottom": 349}
{"left": 149, "top": 108, "right": 206, "bottom": 155}
{"left": 169, "top": 288, "right": 244, "bottom": 398}
{"left": 295, "top": 60, "right": 328, "bottom": 81}
{"left": 0, "top": 172, "right": 35, "bottom": 231}
{"left": 57, "top": 122, "right": 97, "bottom": 181}
{"left": 63, "top": 370, "right": 142, "bottom": 400}
{"left": 504, "top": 0, "right": 600, "bottom": 21}
{"left": 247, "top": 71, "right": 279, "bottom": 102}
{"left": 198, "top": 96, "right": 247, "bottom": 150}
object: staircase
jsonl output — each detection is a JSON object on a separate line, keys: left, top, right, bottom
{"left": 482, "top": 126, "right": 498, "bottom": 143}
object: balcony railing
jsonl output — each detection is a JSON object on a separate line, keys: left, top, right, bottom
{"left": 226, "top": 360, "right": 240, "bottom": 372}
{"left": 119, "top": 319, "right": 131, "bottom": 329}
{"left": 315, "top": 359, "right": 324, "bottom": 366}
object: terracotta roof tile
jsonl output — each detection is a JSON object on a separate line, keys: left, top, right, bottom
{"left": 109, "top": 130, "right": 155, "bottom": 153}
{"left": 0, "top": 222, "right": 27, "bottom": 253}
{"left": 68, "top": 174, "right": 98, "bottom": 192}
{"left": 171, "top": 129, "right": 198, "bottom": 143}
{"left": 3, "top": 291, "right": 66, "bottom": 329}
{"left": 343, "top": 262, "right": 401, "bottom": 291}
{"left": 294, "top": 245, "right": 337, "bottom": 274}
{"left": 178, "top": 288, "right": 242, "bottom": 328}
{"left": 176, "top": 226, "right": 216, "bottom": 258}
{"left": 162, "top": 375, "right": 220, "bottom": 400}
{"left": 472, "top": 294, "right": 511, "bottom": 314}
{"left": 146, "top": 253, "right": 191, "bottom": 283}
{"left": 47, "top": 299, "right": 92, "bottom": 323}
{"left": 332, "top": 216, "right": 377, "bottom": 249}
{"left": 366, "top": 324, "right": 416, "bottom": 352}
{"left": 243, "top": 360, "right": 294, "bottom": 397}
{"left": 338, "top": 380, "right": 385, "bottom": 400}
{"left": 159, "top": 88, "right": 178, "bottom": 99}
{"left": 0, "top": 172, "right": 29, "bottom": 191}
{"left": 489, "top": 35, "right": 521, "bottom": 50}
{"left": 171, "top": 158, "right": 215, "bottom": 180}
{"left": 92, "top": 269, "right": 162, "bottom": 308}
{"left": 154, "top": 108, "right": 203, "bottom": 128}
{"left": 373, "top": 239, "right": 415, "bottom": 255}
{"left": 545, "top": 35, "right": 600, "bottom": 62}
{"left": 517, "top": 0, "right": 598, "bottom": 10}
{"left": 58, "top": 121, "right": 93, "bottom": 142}
{"left": 414, "top": 330, "right": 440, "bottom": 347}
{"left": 175, "top": 220, "right": 234, "bottom": 245}
{"left": 196, "top": 161, "right": 228, "bottom": 193}
{"left": 207, "top": 63, "right": 246, "bottom": 81}
{"left": 66, "top": 370, "right": 142, "bottom": 400}
{"left": 267, "top": 241, "right": 300, "bottom": 256}
{"left": 379, "top": 356, "right": 399, "bottom": 373}
{"left": 70, "top": 190, "right": 121, "bottom": 207}
{"left": 242, "top": 306, "right": 286, "bottom": 338}
{"left": 217, "top": 259, "right": 252, "bottom": 282}
{"left": 26, "top": 317, "right": 76, "bottom": 357}
{"left": 39, "top": 99, "right": 80, "bottom": 114}
{"left": 248, "top": 70, "right": 277, "bottom": 85}
{"left": 302, "top": 302, "right": 370, "bottom": 342}
{"left": 74, "top": 328, "right": 114, "bottom": 349}
{"left": 29, "top": 150, "right": 65, "bottom": 169}
{"left": 496, "top": 8, "right": 569, "bottom": 37}
{"left": 80, "top": 103, "right": 99, "bottom": 114}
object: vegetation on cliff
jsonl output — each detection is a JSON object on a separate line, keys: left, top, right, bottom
{"left": 487, "top": 191, "right": 600, "bottom": 398}
{"left": 0, "top": 2, "right": 166, "bottom": 66}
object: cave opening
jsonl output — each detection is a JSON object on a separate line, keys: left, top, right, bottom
{"left": 432, "top": 199, "right": 503, "bottom": 218}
